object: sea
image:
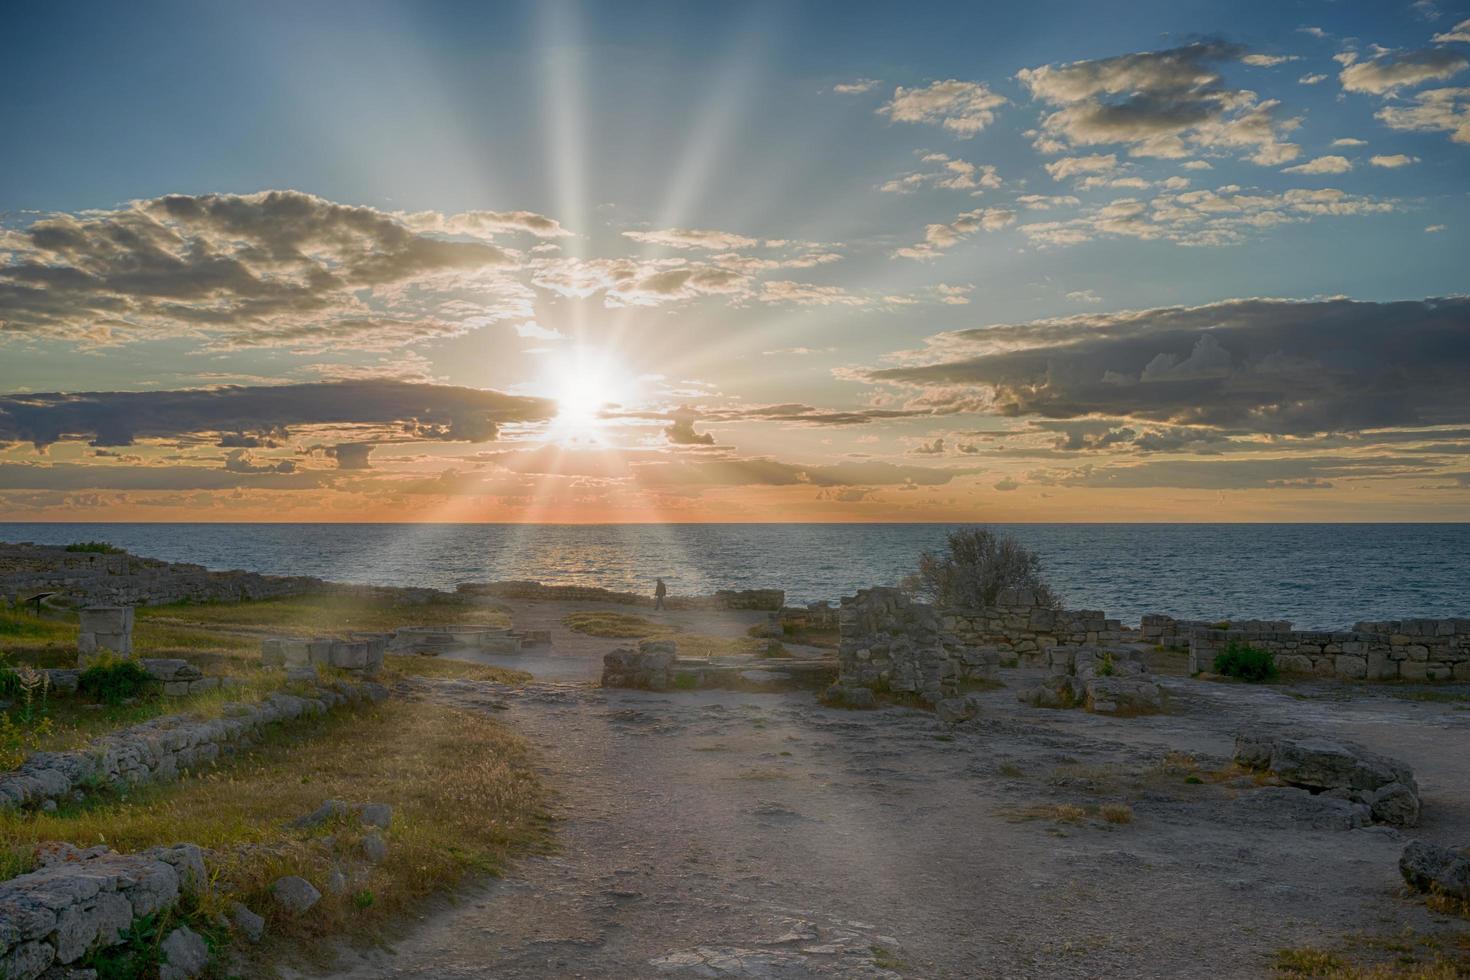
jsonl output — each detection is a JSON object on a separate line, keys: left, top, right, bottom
{"left": 2, "top": 523, "right": 1467, "bottom": 630}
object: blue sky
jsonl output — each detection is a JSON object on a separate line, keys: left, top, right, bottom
{"left": 1, "top": 0, "right": 1468, "bottom": 521}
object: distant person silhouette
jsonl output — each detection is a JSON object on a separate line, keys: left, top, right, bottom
{"left": 654, "top": 577, "right": 668, "bottom": 611}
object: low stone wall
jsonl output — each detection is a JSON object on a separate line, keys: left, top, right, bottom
{"left": 1141, "top": 614, "right": 1292, "bottom": 650}
{"left": 940, "top": 588, "right": 1122, "bottom": 663}
{"left": 1, "top": 542, "right": 326, "bottom": 608}
{"left": 0, "top": 842, "right": 206, "bottom": 979}
{"left": 261, "top": 635, "right": 387, "bottom": 675}
{"left": 459, "top": 580, "right": 784, "bottom": 611}
{"left": 78, "top": 605, "right": 134, "bottom": 662}
{"left": 0, "top": 679, "right": 388, "bottom": 811}
{"left": 1189, "top": 620, "right": 1470, "bottom": 681}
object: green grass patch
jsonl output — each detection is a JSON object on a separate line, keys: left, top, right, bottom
{"left": 64, "top": 541, "right": 126, "bottom": 554}
{"left": 136, "top": 593, "right": 511, "bottom": 637}
{"left": 1213, "top": 641, "right": 1278, "bottom": 682}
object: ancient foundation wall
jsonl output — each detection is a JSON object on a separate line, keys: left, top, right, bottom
{"left": 1141, "top": 614, "right": 1292, "bottom": 650}
{"left": 1188, "top": 620, "right": 1470, "bottom": 681}
{"left": 939, "top": 588, "right": 1123, "bottom": 662}
{"left": 836, "top": 588, "right": 999, "bottom": 703}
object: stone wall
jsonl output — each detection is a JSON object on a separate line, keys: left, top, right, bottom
{"left": 0, "top": 679, "right": 387, "bottom": 811}
{"left": 77, "top": 605, "right": 134, "bottom": 664}
{"left": 0, "top": 542, "right": 325, "bottom": 607}
{"left": 1188, "top": 620, "right": 1470, "bottom": 681}
{"left": 940, "top": 587, "right": 1123, "bottom": 663}
{"left": 0, "top": 842, "right": 206, "bottom": 979}
{"left": 836, "top": 588, "right": 999, "bottom": 704}
{"left": 1140, "top": 614, "right": 1292, "bottom": 650}
{"left": 261, "top": 635, "right": 387, "bottom": 675}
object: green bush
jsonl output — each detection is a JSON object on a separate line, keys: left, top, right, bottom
{"left": 1213, "top": 642, "right": 1278, "bottom": 682}
{"left": 64, "top": 541, "right": 125, "bottom": 554}
{"left": 79, "top": 658, "right": 157, "bottom": 705}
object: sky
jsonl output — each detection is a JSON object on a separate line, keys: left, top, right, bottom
{"left": 1, "top": 0, "right": 1468, "bottom": 523}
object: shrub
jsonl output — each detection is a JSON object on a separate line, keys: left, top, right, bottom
{"left": 79, "top": 658, "right": 157, "bottom": 705}
{"left": 64, "top": 541, "right": 124, "bottom": 554}
{"left": 1213, "top": 642, "right": 1278, "bottom": 682}
{"left": 903, "top": 526, "right": 1061, "bottom": 609}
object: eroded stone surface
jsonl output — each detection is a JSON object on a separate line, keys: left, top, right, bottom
{"left": 1233, "top": 734, "right": 1421, "bottom": 826}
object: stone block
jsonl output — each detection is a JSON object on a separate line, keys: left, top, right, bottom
{"left": 1334, "top": 655, "right": 1367, "bottom": 680}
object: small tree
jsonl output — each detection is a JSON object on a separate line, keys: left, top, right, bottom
{"left": 903, "top": 526, "right": 1061, "bottom": 609}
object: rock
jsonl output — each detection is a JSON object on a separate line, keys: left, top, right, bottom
{"left": 362, "top": 832, "right": 388, "bottom": 864}
{"left": 143, "top": 844, "right": 207, "bottom": 895}
{"left": 1084, "top": 675, "right": 1165, "bottom": 715}
{"left": 293, "top": 799, "right": 349, "bottom": 829}
{"left": 358, "top": 803, "right": 393, "bottom": 829}
{"left": 600, "top": 640, "right": 677, "bottom": 690}
{"left": 1400, "top": 840, "right": 1470, "bottom": 899}
{"left": 324, "top": 868, "right": 348, "bottom": 894}
{"left": 935, "top": 695, "right": 981, "bottom": 725}
{"left": 271, "top": 875, "right": 321, "bottom": 914}
{"left": 158, "top": 925, "right": 209, "bottom": 980}
{"left": 1229, "top": 786, "right": 1373, "bottom": 831}
{"left": 1233, "top": 735, "right": 1420, "bottom": 826}
{"left": 229, "top": 902, "right": 265, "bottom": 943}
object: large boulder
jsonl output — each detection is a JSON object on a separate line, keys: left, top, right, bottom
{"left": 1233, "top": 735, "right": 1421, "bottom": 826}
{"left": 1400, "top": 840, "right": 1470, "bottom": 898}
{"left": 600, "top": 640, "right": 677, "bottom": 690}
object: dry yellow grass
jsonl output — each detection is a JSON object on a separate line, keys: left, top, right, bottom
{"left": 1276, "top": 946, "right": 1465, "bottom": 978}
{"left": 135, "top": 593, "right": 512, "bottom": 637}
{"left": 0, "top": 697, "right": 552, "bottom": 967}
{"left": 1100, "top": 803, "right": 1134, "bottom": 824}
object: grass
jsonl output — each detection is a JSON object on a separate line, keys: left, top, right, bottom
{"left": 381, "top": 654, "right": 529, "bottom": 684}
{"left": 0, "top": 697, "right": 552, "bottom": 969}
{"left": 561, "top": 611, "right": 768, "bottom": 658}
{"left": 1276, "top": 945, "right": 1467, "bottom": 978}
{"left": 1213, "top": 641, "right": 1279, "bottom": 682}
{"left": 1100, "top": 803, "right": 1134, "bottom": 824}
{"left": 135, "top": 593, "right": 511, "bottom": 637}
{"left": 64, "top": 541, "right": 126, "bottom": 554}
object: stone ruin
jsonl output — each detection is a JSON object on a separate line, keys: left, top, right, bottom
{"left": 598, "top": 639, "right": 836, "bottom": 693}
{"left": 1, "top": 541, "right": 323, "bottom": 608}
{"left": 831, "top": 588, "right": 1000, "bottom": 706}
{"left": 1017, "top": 646, "right": 1164, "bottom": 715}
{"left": 77, "top": 605, "right": 134, "bottom": 665}
{"left": 601, "top": 639, "right": 677, "bottom": 690}
{"left": 388, "top": 624, "right": 549, "bottom": 657}
{"left": 458, "top": 580, "right": 785, "bottom": 611}
{"left": 261, "top": 635, "right": 387, "bottom": 676}
{"left": 1190, "top": 619, "right": 1470, "bottom": 682}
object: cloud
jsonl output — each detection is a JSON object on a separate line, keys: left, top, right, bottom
{"left": 533, "top": 257, "right": 751, "bottom": 306}
{"left": 1339, "top": 47, "right": 1468, "bottom": 94}
{"left": 1370, "top": 153, "right": 1420, "bottom": 167}
{"left": 1434, "top": 18, "right": 1470, "bottom": 43}
{"left": 0, "top": 381, "right": 553, "bottom": 449}
{"left": 857, "top": 296, "right": 1470, "bottom": 436}
{"left": 223, "top": 449, "right": 296, "bottom": 474}
{"left": 894, "top": 208, "right": 1014, "bottom": 259}
{"left": 664, "top": 409, "right": 717, "bottom": 446}
{"left": 323, "top": 443, "right": 373, "bottom": 470}
{"left": 993, "top": 477, "right": 1020, "bottom": 491}
{"left": 1299, "top": 73, "right": 1328, "bottom": 85}
{"left": 1282, "top": 155, "right": 1353, "bottom": 174}
{"left": 0, "top": 461, "right": 327, "bottom": 492}
{"left": 1045, "top": 153, "right": 1118, "bottom": 181}
{"left": 399, "top": 209, "right": 570, "bottom": 239}
{"left": 1030, "top": 456, "right": 1432, "bottom": 490}
{"left": 1427, "top": 224, "right": 1447, "bottom": 232}
{"left": 880, "top": 154, "right": 1000, "bottom": 194}
{"left": 0, "top": 190, "right": 529, "bottom": 350}
{"left": 622, "top": 228, "right": 760, "bottom": 250}
{"left": 1374, "top": 86, "right": 1470, "bottom": 142}
{"left": 1332, "top": 137, "right": 1369, "bottom": 146}
{"left": 833, "top": 78, "right": 881, "bottom": 94}
{"left": 1242, "top": 54, "right": 1299, "bottom": 67}
{"left": 631, "top": 456, "right": 970, "bottom": 489}
{"left": 1018, "top": 41, "right": 1300, "bottom": 164}
{"left": 1017, "top": 184, "right": 1396, "bottom": 248}
{"left": 758, "top": 280, "right": 867, "bottom": 306}
{"left": 877, "top": 80, "right": 1008, "bottom": 136}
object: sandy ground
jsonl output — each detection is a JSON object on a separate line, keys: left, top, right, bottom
{"left": 319, "top": 599, "right": 1470, "bottom": 979}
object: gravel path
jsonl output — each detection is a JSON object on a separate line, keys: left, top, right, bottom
{"left": 320, "top": 602, "right": 1470, "bottom": 979}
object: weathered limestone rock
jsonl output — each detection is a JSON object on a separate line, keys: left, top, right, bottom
{"left": 935, "top": 694, "right": 982, "bottom": 725}
{"left": 361, "top": 833, "right": 388, "bottom": 865}
{"left": 1233, "top": 734, "right": 1420, "bottom": 826}
{"left": 158, "top": 925, "right": 209, "bottom": 980}
{"left": 358, "top": 803, "right": 393, "bottom": 829}
{"left": 270, "top": 875, "right": 321, "bottom": 915}
{"left": 229, "top": 902, "right": 265, "bottom": 943}
{"left": 601, "top": 640, "right": 676, "bottom": 690}
{"left": 1400, "top": 840, "right": 1470, "bottom": 899}
{"left": 0, "top": 848, "right": 180, "bottom": 976}
{"left": 1019, "top": 647, "right": 1164, "bottom": 716}
{"left": 76, "top": 606, "right": 133, "bottom": 665}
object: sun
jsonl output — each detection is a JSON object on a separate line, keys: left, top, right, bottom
{"left": 544, "top": 346, "right": 636, "bottom": 444}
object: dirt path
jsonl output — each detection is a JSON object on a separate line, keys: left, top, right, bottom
{"left": 319, "top": 605, "right": 1470, "bottom": 979}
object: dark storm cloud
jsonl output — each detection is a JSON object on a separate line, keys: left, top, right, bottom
{"left": 862, "top": 297, "right": 1470, "bottom": 436}
{"left": 0, "top": 190, "right": 530, "bottom": 349}
{"left": 0, "top": 381, "right": 554, "bottom": 448}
